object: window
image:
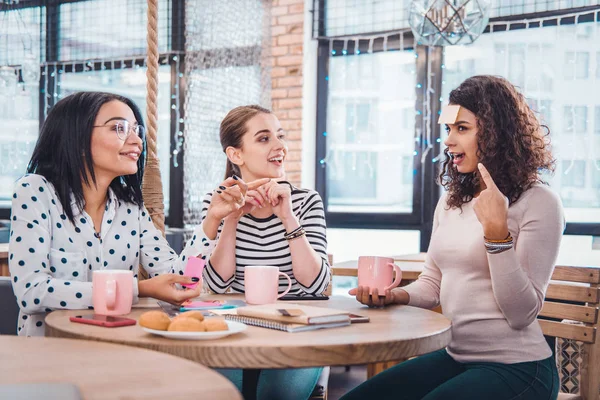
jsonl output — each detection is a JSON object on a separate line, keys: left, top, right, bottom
{"left": 324, "top": 50, "right": 417, "bottom": 214}
{"left": 561, "top": 160, "right": 586, "bottom": 189}
{"left": 58, "top": 66, "right": 173, "bottom": 215}
{"left": 53, "top": 0, "right": 175, "bottom": 219}
{"left": 0, "top": 6, "right": 44, "bottom": 208}
{"left": 59, "top": 0, "right": 171, "bottom": 60}
{"left": 596, "top": 106, "right": 600, "bottom": 135}
{"left": 563, "top": 106, "right": 588, "bottom": 134}
{"left": 593, "top": 162, "right": 600, "bottom": 189}
{"left": 564, "top": 51, "right": 590, "bottom": 80}
{"left": 443, "top": 20, "right": 600, "bottom": 224}
{"left": 491, "top": 0, "right": 597, "bottom": 17}
{"left": 321, "top": 0, "right": 412, "bottom": 37}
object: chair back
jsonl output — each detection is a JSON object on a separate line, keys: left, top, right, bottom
{"left": 0, "top": 277, "right": 19, "bottom": 335}
{"left": 538, "top": 265, "right": 600, "bottom": 400}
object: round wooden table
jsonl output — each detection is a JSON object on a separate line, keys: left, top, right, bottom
{"left": 46, "top": 295, "right": 451, "bottom": 399}
{"left": 0, "top": 336, "right": 241, "bottom": 400}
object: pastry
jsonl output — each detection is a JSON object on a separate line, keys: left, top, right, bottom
{"left": 172, "top": 310, "right": 205, "bottom": 323}
{"left": 139, "top": 311, "right": 171, "bottom": 331}
{"left": 168, "top": 318, "right": 206, "bottom": 332}
{"left": 204, "top": 317, "right": 229, "bottom": 332}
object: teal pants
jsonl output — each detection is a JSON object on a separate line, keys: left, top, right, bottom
{"left": 216, "top": 367, "right": 322, "bottom": 400}
{"left": 341, "top": 349, "right": 558, "bottom": 400}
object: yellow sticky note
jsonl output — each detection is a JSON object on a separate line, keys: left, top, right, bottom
{"left": 438, "top": 105, "right": 461, "bottom": 124}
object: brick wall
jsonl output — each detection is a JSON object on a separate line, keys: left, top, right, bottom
{"left": 271, "top": 0, "right": 305, "bottom": 186}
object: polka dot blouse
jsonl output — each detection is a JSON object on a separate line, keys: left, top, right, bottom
{"left": 9, "top": 174, "right": 215, "bottom": 337}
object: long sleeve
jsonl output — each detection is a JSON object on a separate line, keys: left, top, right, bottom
{"left": 487, "top": 187, "right": 564, "bottom": 330}
{"left": 9, "top": 176, "right": 94, "bottom": 315}
{"left": 138, "top": 205, "right": 216, "bottom": 277}
{"left": 294, "top": 191, "right": 331, "bottom": 294}
{"left": 402, "top": 196, "right": 444, "bottom": 309}
{"left": 199, "top": 193, "right": 233, "bottom": 294}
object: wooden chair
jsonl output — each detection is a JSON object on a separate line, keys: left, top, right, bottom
{"left": 323, "top": 253, "right": 334, "bottom": 297}
{"left": 538, "top": 265, "right": 600, "bottom": 400}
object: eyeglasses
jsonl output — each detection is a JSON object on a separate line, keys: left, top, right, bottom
{"left": 93, "top": 120, "right": 146, "bottom": 141}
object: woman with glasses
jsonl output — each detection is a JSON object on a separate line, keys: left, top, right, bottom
{"left": 8, "top": 92, "right": 263, "bottom": 336}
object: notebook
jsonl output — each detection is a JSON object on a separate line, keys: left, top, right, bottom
{"left": 235, "top": 303, "right": 350, "bottom": 325}
{"left": 222, "top": 314, "right": 351, "bottom": 333}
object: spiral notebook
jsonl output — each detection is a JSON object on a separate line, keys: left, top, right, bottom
{"left": 222, "top": 314, "right": 350, "bottom": 333}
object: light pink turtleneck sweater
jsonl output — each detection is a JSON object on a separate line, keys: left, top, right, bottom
{"left": 403, "top": 184, "right": 565, "bottom": 364}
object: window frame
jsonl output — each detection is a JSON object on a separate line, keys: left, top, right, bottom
{"left": 313, "top": 1, "right": 600, "bottom": 248}
{"left": 0, "top": 0, "right": 186, "bottom": 228}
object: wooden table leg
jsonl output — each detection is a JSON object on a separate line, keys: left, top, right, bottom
{"left": 366, "top": 360, "right": 406, "bottom": 379}
{"left": 242, "top": 369, "right": 261, "bottom": 400}
{"left": 0, "top": 260, "right": 9, "bottom": 277}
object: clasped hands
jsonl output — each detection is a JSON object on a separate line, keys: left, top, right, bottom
{"left": 206, "top": 176, "right": 294, "bottom": 223}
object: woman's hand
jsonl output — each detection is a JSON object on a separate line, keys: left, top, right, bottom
{"left": 260, "top": 180, "right": 294, "bottom": 221}
{"left": 206, "top": 177, "right": 270, "bottom": 222}
{"left": 138, "top": 274, "right": 201, "bottom": 305}
{"left": 474, "top": 163, "right": 509, "bottom": 240}
{"left": 349, "top": 286, "right": 396, "bottom": 308}
{"left": 225, "top": 186, "right": 269, "bottom": 222}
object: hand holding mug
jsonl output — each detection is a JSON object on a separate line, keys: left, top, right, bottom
{"left": 349, "top": 286, "right": 395, "bottom": 308}
{"left": 474, "top": 163, "right": 509, "bottom": 240}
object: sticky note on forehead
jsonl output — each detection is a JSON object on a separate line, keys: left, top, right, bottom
{"left": 438, "top": 105, "right": 461, "bottom": 124}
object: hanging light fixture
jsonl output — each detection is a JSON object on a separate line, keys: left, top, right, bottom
{"left": 409, "top": 0, "right": 492, "bottom": 46}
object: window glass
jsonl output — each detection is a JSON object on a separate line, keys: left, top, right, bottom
{"left": 442, "top": 21, "right": 600, "bottom": 222}
{"left": 326, "top": 50, "right": 416, "bottom": 213}
{"left": 59, "top": 66, "right": 172, "bottom": 215}
{"left": 0, "top": 7, "right": 44, "bottom": 207}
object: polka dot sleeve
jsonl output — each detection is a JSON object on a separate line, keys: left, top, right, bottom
{"left": 138, "top": 206, "right": 216, "bottom": 277}
{"left": 9, "top": 176, "right": 93, "bottom": 315}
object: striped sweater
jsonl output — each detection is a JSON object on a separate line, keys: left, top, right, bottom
{"left": 202, "top": 183, "right": 331, "bottom": 295}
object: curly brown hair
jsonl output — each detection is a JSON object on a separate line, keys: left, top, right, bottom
{"left": 439, "top": 75, "right": 555, "bottom": 209}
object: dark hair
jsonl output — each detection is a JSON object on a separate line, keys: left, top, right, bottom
{"left": 439, "top": 75, "right": 555, "bottom": 209}
{"left": 27, "top": 91, "right": 146, "bottom": 224}
{"left": 220, "top": 105, "right": 272, "bottom": 179}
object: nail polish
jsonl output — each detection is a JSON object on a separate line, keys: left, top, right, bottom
{"left": 219, "top": 186, "right": 226, "bottom": 190}
{"left": 216, "top": 190, "right": 222, "bottom": 194}
{"left": 191, "top": 277, "right": 200, "bottom": 282}
{"left": 233, "top": 175, "right": 239, "bottom": 180}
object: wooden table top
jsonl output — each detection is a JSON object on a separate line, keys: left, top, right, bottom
{"left": 0, "top": 335, "right": 241, "bottom": 400}
{"left": 392, "top": 252, "right": 426, "bottom": 262}
{"left": 332, "top": 260, "right": 425, "bottom": 280}
{"left": 45, "top": 295, "right": 451, "bottom": 369}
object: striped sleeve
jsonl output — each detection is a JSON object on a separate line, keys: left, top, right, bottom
{"left": 199, "top": 192, "right": 234, "bottom": 293}
{"left": 295, "top": 190, "right": 331, "bottom": 294}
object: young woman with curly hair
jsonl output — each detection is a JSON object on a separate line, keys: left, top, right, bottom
{"left": 342, "top": 75, "right": 564, "bottom": 400}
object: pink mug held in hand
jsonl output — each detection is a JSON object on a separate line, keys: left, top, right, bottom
{"left": 92, "top": 270, "right": 134, "bottom": 316}
{"left": 244, "top": 265, "right": 292, "bottom": 305}
{"left": 357, "top": 256, "right": 402, "bottom": 296}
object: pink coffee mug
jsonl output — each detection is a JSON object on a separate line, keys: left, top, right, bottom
{"left": 244, "top": 265, "right": 292, "bottom": 305}
{"left": 357, "top": 256, "right": 402, "bottom": 296}
{"left": 92, "top": 270, "right": 134, "bottom": 315}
